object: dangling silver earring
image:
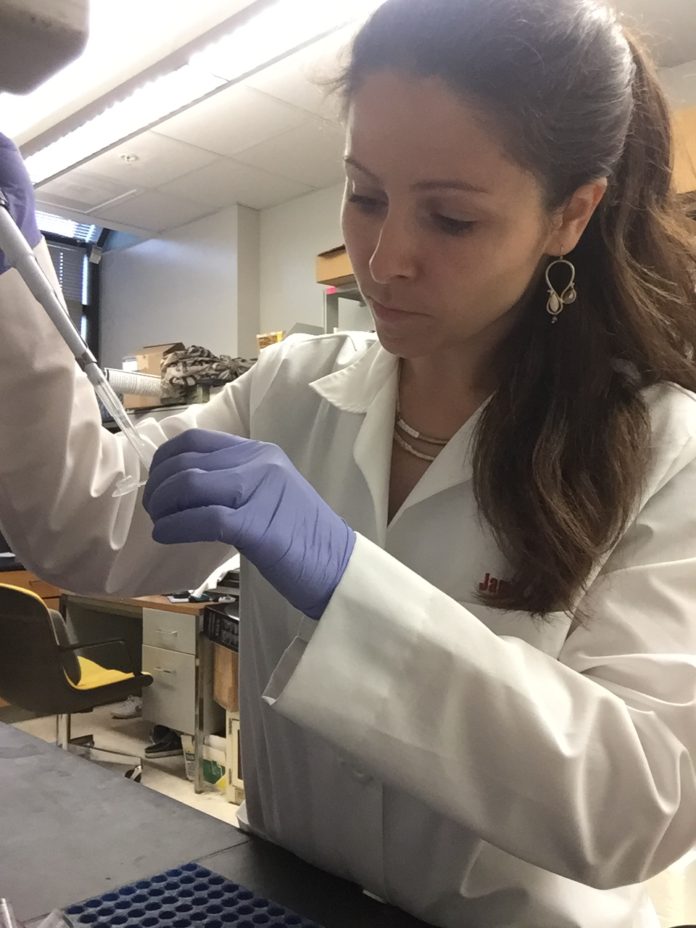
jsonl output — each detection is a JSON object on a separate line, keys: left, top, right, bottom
{"left": 545, "top": 255, "right": 577, "bottom": 324}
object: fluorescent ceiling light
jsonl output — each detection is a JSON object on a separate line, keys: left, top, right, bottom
{"left": 26, "top": 65, "right": 225, "bottom": 184}
{"left": 190, "top": 0, "right": 380, "bottom": 81}
{"left": 1, "top": 0, "right": 251, "bottom": 142}
{"left": 25, "top": 0, "right": 383, "bottom": 186}
{"left": 36, "top": 210, "right": 101, "bottom": 243}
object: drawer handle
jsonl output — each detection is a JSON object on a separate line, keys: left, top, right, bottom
{"left": 154, "top": 667, "right": 176, "bottom": 676}
{"left": 158, "top": 629, "right": 178, "bottom": 637}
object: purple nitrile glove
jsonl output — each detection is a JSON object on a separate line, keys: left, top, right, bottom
{"left": 143, "top": 429, "right": 357, "bottom": 620}
{"left": 0, "top": 133, "right": 40, "bottom": 275}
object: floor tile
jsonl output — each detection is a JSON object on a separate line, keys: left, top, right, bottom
{"left": 13, "top": 704, "right": 239, "bottom": 827}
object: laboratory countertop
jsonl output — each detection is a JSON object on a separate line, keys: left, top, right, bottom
{"left": 0, "top": 724, "right": 429, "bottom": 928}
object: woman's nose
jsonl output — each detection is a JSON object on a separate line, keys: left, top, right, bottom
{"left": 368, "top": 215, "right": 417, "bottom": 284}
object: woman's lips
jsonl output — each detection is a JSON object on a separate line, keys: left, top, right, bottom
{"left": 370, "top": 300, "right": 417, "bottom": 323}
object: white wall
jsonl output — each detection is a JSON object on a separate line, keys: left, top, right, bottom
{"left": 661, "top": 60, "right": 696, "bottom": 108}
{"left": 258, "top": 182, "right": 345, "bottom": 334}
{"left": 100, "top": 204, "right": 260, "bottom": 368}
{"left": 100, "top": 180, "right": 371, "bottom": 368}
{"left": 236, "top": 206, "right": 261, "bottom": 359}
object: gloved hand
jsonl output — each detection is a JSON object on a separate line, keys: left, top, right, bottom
{"left": 143, "top": 429, "right": 357, "bottom": 620}
{"left": 0, "top": 133, "right": 40, "bottom": 275}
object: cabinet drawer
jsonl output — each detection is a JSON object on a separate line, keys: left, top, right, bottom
{"left": 142, "top": 645, "right": 196, "bottom": 734}
{"left": 143, "top": 608, "right": 197, "bottom": 654}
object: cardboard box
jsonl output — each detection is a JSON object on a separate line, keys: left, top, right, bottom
{"left": 225, "top": 710, "right": 244, "bottom": 804}
{"left": 315, "top": 245, "right": 354, "bottom": 287}
{"left": 213, "top": 642, "right": 239, "bottom": 712}
{"left": 135, "top": 342, "right": 183, "bottom": 375}
{"left": 674, "top": 106, "right": 696, "bottom": 194}
{"left": 122, "top": 394, "right": 160, "bottom": 410}
{"left": 256, "top": 331, "right": 284, "bottom": 351}
{"left": 122, "top": 342, "right": 183, "bottom": 409}
{"left": 122, "top": 342, "right": 183, "bottom": 376}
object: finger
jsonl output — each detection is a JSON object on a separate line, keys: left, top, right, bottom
{"left": 145, "top": 431, "right": 252, "bottom": 509}
{"left": 150, "top": 429, "right": 248, "bottom": 472}
{"left": 143, "top": 450, "right": 216, "bottom": 511}
{"left": 146, "top": 465, "right": 244, "bottom": 522}
{"left": 0, "top": 134, "right": 19, "bottom": 152}
{"left": 144, "top": 440, "right": 264, "bottom": 511}
{"left": 151, "top": 505, "right": 239, "bottom": 546}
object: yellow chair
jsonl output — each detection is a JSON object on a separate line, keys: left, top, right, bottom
{"left": 0, "top": 582, "right": 152, "bottom": 778}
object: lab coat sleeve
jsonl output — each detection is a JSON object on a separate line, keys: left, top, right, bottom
{"left": 0, "top": 240, "right": 256, "bottom": 594}
{"left": 265, "top": 422, "right": 696, "bottom": 890}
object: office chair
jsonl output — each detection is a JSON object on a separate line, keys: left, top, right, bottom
{"left": 0, "top": 582, "right": 152, "bottom": 779}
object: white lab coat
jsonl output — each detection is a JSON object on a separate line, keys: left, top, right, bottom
{"left": 1, "top": 242, "right": 696, "bottom": 927}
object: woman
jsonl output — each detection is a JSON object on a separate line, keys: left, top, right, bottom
{"left": 1, "top": 0, "right": 695, "bottom": 924}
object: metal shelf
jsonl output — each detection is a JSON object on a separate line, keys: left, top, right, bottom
{"left": 323, "top": 280, "right": 365, "bottom": 333}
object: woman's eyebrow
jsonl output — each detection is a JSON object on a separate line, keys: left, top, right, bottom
{"left": 344, "top": 155, "right": 490, "bottom": 195}
{"left": 414, "top": 178, "right": 491, "bottom": 195}
{"left": 344, "top": 155, "right": 380, "bottom": 180}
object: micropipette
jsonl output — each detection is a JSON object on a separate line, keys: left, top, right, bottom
{"left": 0, "top": 898, "right": 19, "bottom": 928}
{"left": 0, "top": 189, "right": 152, "bottom": 497}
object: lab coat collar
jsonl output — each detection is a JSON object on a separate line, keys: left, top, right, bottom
{"left": 311, "top": 342, "right": 397, "bottom": 537}
{"left": 310, "top": 342, "right": 486, "bottom": 540}
{"left": 310, "top": 340, "right": 395, "bottom": 413}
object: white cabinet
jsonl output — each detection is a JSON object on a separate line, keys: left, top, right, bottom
{"left": 142, "top": 644, "right": 196, "bottom": 734}
{"left": 141, "top": 607, "right": 223, "bottom": 791}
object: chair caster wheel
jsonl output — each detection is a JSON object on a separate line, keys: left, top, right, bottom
{"left": 125, "top": 765, "right": 142, "bottom": 782}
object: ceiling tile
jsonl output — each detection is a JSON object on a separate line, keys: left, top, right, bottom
{"left": 153, "top": 84, "right": 312, "bottom": 157}
{"left": 80, "top": 132, "right": 220, "bottom": 188}
{"left": 93, "top": 190, "right": 214, "bottom": 232}
{"left": 243, "top": 25, "right": 356, "bottom": 121}
{"left": 157, "top": 158, "right": 313, "bottom": 210}
{"left": 233, "top": 118, "right": 346, "bottom": 188}
{"left": 35, "top": 168, "right": 138, "bottom": 212}
{"left": 34, "top": 195, "right": 150, "bottom": 236}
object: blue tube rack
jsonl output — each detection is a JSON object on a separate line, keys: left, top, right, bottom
{"left": 63, "top": 863, "right": 323, "bottom": 927}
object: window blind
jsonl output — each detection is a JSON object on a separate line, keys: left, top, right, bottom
{"left": 46, "top": 241, "right": 88, "bottom": 305}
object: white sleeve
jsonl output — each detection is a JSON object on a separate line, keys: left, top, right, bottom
{"left": 264, "top": 433, "right": 696, "bottom": 890}
{"left": 0, "top": 240, "right": 253, "bottom": 595}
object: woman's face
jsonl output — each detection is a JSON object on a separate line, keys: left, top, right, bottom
{"left": 341, "top": 71, "right": 560, "bottom": 360}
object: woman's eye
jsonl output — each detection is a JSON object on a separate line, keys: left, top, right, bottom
{"left": 434, "top": 215, "right": 476, "bottom": 236}
{"left": 348, "top": 194, "right": 385, "bottom": 212}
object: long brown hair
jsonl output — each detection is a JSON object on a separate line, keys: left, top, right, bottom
{"left": 335, "top": 0, "right": 696, "bottom": 616}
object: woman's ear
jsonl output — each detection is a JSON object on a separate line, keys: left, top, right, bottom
{"left": 545, "top": 178, "right": 608, "bottom": 254}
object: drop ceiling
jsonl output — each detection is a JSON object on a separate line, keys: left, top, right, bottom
{"left": 26, "top": 0, "right": 696, "bottom": 237}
